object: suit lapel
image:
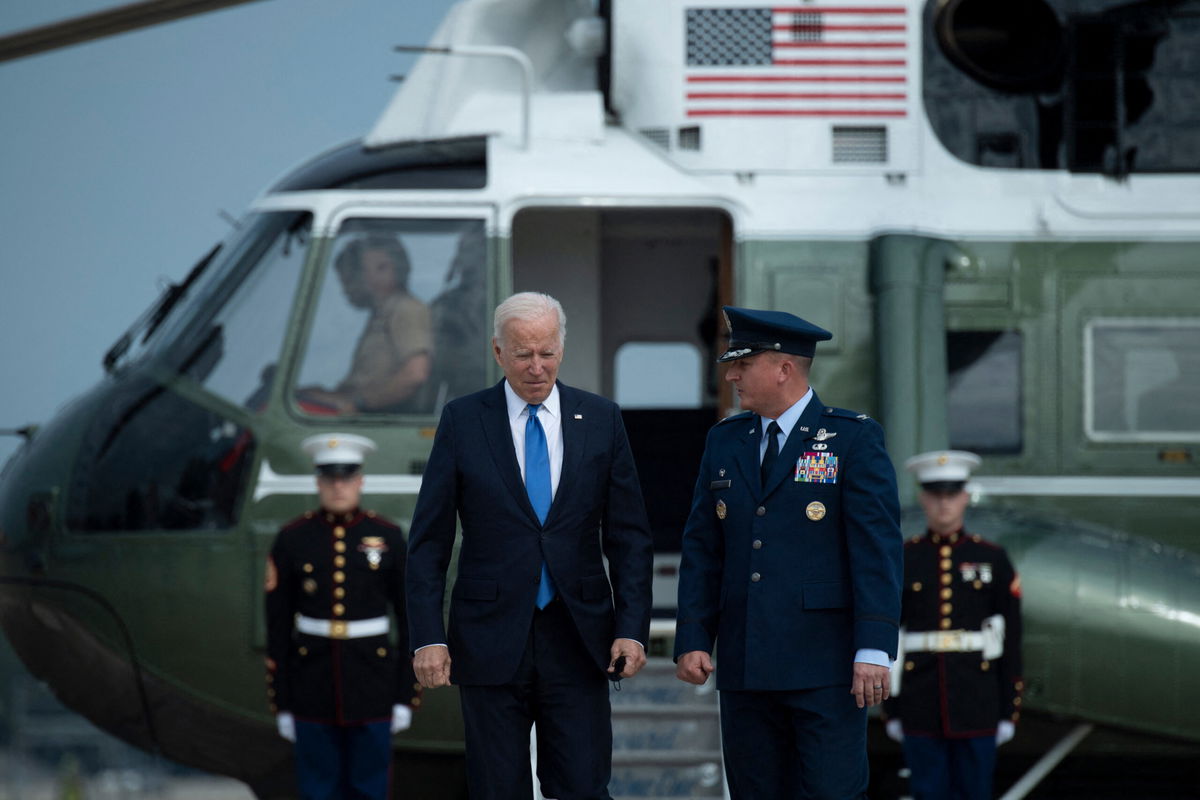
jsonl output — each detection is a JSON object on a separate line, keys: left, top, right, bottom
{"left": 480, "top": 381, "right": 540, "bottom": 525}
{"left": 731, "top": 414, "right": 763, "bottom": 498}
{"left": 547, "top": 383, "right": 586, "bottom": 526}
{"left": 763, "top": 392, "right": 825, "bottom": 496}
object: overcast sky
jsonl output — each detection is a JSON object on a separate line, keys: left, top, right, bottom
{"left": 0, "top": 0, "right": 457, "bottom": 465}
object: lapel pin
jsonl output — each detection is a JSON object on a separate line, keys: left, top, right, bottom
{"left": 574, "top": 413, "right": 583, "bottom": 419}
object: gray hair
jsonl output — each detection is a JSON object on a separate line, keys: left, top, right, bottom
{"left": 493, "top": 292, "right": 567, "bottom": 347}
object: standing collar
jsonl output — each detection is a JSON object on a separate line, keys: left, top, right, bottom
{"left": 760, "top": 387, "right": 814, "bottom": 437}
{"left": 504, "top": 380, "right": 561, "bottom": 422}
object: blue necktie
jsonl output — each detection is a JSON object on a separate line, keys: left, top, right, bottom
{"left": 525, "top": 404, "right": 557, "bottom": 608}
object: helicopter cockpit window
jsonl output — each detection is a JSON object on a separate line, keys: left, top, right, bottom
{"left": 66, "top": 377, "right": 255, "bottom": 532}
{"left": 293, "top": 218, "right": 487, "bottom": 416}
{"left": 946, "top": 330, "right": 1023, "bottom": 454}
{"left": 1087, "top": 320, "right": 1200, "bottom": 441}
{"left": 925, "top": 0, "right": 1200, "bottom": 176}
{"left": 145, "top": 211, "right": 312, "bottom": 412}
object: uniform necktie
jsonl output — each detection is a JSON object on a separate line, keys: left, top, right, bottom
{"left": 760, "top": 420, "right": 781, "bottom": 487}
{"left": 525, "top": 404, "right": 557, "bottom": 608}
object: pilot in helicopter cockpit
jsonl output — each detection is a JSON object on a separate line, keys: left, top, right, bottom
{"left": 296, "top": 234, "right": 432, "bottom": 414}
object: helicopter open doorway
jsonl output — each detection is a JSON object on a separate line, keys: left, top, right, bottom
{"left": 511, "top": 206, "right": 734, "bottom": 617}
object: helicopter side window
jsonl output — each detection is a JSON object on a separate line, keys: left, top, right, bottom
{"left": 1087, "top": 320, "right": 1200, "bottom": 440}
{"left": 293, "top": 218, "right": 487, "bottom": 416}
{"left": 946, "top": 330, "right": 1023, "bottom": 454}
{"left": 66, "top": 378, "right": 255, "bottom": 532}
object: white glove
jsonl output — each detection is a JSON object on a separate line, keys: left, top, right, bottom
{"left": 276, "top": 712, "right": 296, "bottom": 742}
{"left": 391, "top": 704, "right": 413, "bottom": 734}
{"left": 996, "top": 720, "right": 1015, "bottom": 746}
{"left": 885, "top": 719, "right": 904, "bottom": 742}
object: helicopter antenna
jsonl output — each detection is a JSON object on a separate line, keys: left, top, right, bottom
{"left": 217, "top": 208, "right": 241, "bottom": 229}
{"left": 394, "top": 44, "right": 533, "bottom": 150}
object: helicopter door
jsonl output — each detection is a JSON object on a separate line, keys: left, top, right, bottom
{"left": 511, "top": 207, "right": 734, "bottom": 614}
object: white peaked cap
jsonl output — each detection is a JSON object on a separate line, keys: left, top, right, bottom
{"left": 301, "top": 433, "right": 378, "bottom": 467}
{"left": 904, "top": 450, "right": 982, "bottom": 484}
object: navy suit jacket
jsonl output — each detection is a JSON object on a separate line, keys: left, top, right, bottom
{"left": 406, "top": 380, "right": 654, "bottom": 685}
{"left": 674, "top": 391, "right": 903, "bottom": 691}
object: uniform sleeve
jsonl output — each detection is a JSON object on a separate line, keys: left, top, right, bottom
{"left": 387, "top": 526, "right": 422, "bottom": 707}
{"left": 995, "top": 550, "right": 1024, "bottom": 725}
{"left": 841, "top": 419, "right": 904, "bottom": 657}
{"left": 386, "top": 295, "right": 433, "bottom": 364}
{"left": 264, "top": 534, "right": 295, "bottom": 713}
{"left": 600, "top": 405, "right": 654, "bottom": 644}
{"left": 406, "top": 404, "right": 461, "bottom": 651}
{"left": 674, "top": 431, "right": 724, "bottom": 658}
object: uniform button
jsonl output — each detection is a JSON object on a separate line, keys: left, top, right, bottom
{"left": 413, "top": 682, "right": 422, "bottom": 692}
{"left": 299, "top": 646, "right": 308, "bottom": 656}
{"left": 303, "top": 563, "right": 314, "bottom": 573}
{"left": 752, "top": 540, "right": 763, "bottom": 549}
{"left": 939, "top": 545, "right": 952, "bottom": 557}
{"left": 334, "top": 526, "right": 346, "bottom": 538}
{"left": 333, "top": 603, "right": 345, "bottom": 616}
{"left": 334, "top": 555, "right": 346, "bottom": 567}
{"left": 334, "top": 587, "right": 345, "bottom": 599}
{"left": 269, "top": 704, "right": 278, "bottom": 713}
{"left": 412, "top": 698, "right": 422, "bottom": 707}
{"left": 756, "top": 506, "right": 766, "bottom": 517}
{"left": 334, "top": 571, "right": 345, "bottom": 583}
{"left": 750, "top": 572, "right": 761, "bottom": 582}
{"left": 941, "top": 574, "right": 952, "bottom": 585}
{"left": 940, "top": 558, "right": 953, "bottom": 570}
{"left": 940, "top": 603, "right": 952, "bottom": 615}
{"left": 1014, "top": 697, "right": 1022, "bottom": 706}
{"left": 1012, "top": 712, "right": 1020, "bottom": 721}
{"left": 974, "top": 579, "right": 983, "bottom": 590}
{"left": 1016, "top": 681, "right": 1025, "bottom": 691}
{"left": 981, "top": 660, "right": 990, "bottom": 671}
{"left": 904, "top": 660, "right": 914, "bottom": 671}
{"left": 335, "top": 541, "right": 346, "bottom": 553}
{"left": 940, "top": 588, "right": 952, "bottom": 600}
{"left": 267, "top": 688, "right": 275, "bottom": 697}
{"left": 912, "top": 581, "right": 923, "bottom": 592}
{"left": 940, "top": 618, "right": 952, "bottom": 629}
{"left": 377, "top": 648, "right": 387, "bottom": 657}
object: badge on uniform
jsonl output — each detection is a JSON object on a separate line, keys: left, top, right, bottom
{"left": 358, "top": 537, "right": 389, "bottom": 570}
{"left": 716, "top": 499, "right": 727, "bottom": 519}
{"left": 805, "top": 501, "right": 826, "bottom": 521}
{"left": 303, "top": 578, "right": 318, "bottom": 595}
{"left": 795, "top": 453, "right": 839, "bottom": 483}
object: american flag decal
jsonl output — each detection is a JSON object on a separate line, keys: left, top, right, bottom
{"left": 685, "top": 5, "right": 908, "bottom": 118}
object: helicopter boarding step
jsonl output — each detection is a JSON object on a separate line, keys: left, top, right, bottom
{"left": 608, "top": 657, "right": 727, "bottom": 799}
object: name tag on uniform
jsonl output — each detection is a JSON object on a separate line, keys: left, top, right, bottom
{"left": 795, "top": 453, "right": 839, "bottom": 484}
{"left": 709, "top": 479, "right": 731, "bottom": 489}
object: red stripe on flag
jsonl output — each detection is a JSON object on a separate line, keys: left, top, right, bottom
{"left": 772, "top": 58, "right": 906, "bottom": 66}
{"left": 688, "top": 108, "right": 907, "bottom": 117}
{"left": 688, "top": 75, "right": 906, "bottom": 83}
{"left": 772, "top": 23, "right": 906, "bottom": 31}
{"left": 773, "top": 40, "right": 906, "bottom": 48}
{"left": 688, "top": 91, "right": 906, "bottom": 100}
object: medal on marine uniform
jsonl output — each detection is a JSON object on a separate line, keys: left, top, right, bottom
{"left": 716, "top": 499, "right": 727, "bottom": 520}
{"left": 358, "top": 536, "right": 388, "bottom": 569}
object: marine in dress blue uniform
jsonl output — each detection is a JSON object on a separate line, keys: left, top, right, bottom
{"left": 675, "top": 307, "right": 904, "bottom": 799}
{"left": 264, "top": 433, "right": 421, "bottom": 800}
{"left": 883, "top": 451, "right": 1023, "bottom": 800}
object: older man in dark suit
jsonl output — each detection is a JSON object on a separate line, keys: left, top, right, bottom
{"left": 406, "top": 291, "right": 653, "bottom": 800}
{"left": 675, "top": 307, "right": 904, "bottom": 799}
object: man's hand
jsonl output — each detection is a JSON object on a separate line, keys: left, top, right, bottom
{"left": 609, "top": 638, "right": 647, "bottom": 678}
{"left": 413, "top": 645, "right": 452, "bottom": 688}
{"left": 851, "top": 661, "right": 891, "bottom": 708}
{"left": 676, "top": 650, "right": 715, "bottom": 685}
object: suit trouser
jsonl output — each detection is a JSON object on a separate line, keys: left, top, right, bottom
{"left": 901, "top": 733, "right": 996, "bottom": 800}
{"left": 293, "top": 719, "right": 392, "bottom": 800}
{"left": 719, "top": 686, "right": 869, "bottom": 800}
{"left": 458, "top": 598, "right": 613, "bottom": 800}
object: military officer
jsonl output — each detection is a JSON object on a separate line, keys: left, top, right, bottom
{"left": 264, "top": 433, "right": 421, "bottom": 800}
{"left": 883, "top": 450, "right": 1023, "bottom": 800}
{"left": 675, "top": 307, "right": 904, "bottom": 799}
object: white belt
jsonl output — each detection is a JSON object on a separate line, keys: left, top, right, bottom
{"left": 296, "top": 615, "right": 389, "bottom": 640}
{"left": 903, "top": 630, "right": 986, "bottom": 653}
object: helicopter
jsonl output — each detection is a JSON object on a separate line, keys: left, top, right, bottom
{"left": 3, "top": 0, "right": 1200, "bottom": 797}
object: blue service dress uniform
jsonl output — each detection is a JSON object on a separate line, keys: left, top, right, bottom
{"left": 265, "top": 508, "right": 421, "bottom": 799}
{"left": 675, "top": 393, "right": 903, "bottom": 798}
{"left": 883, "top": 529, "right": 1023, "bottom": 800}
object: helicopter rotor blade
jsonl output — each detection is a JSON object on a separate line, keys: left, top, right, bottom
{"left": 0, "top": 0, "right": 269, "bottom": 63}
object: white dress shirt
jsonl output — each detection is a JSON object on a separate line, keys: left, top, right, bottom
{"left": 504, "top": 381, "right": 564, "bottom": 498}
